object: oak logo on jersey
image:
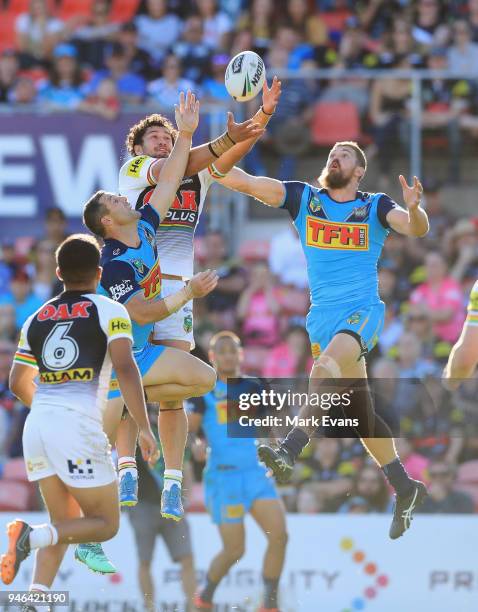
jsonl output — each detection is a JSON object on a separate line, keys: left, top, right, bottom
{"left": 306, "top": 217, "right": 369, "bottom": 250}
{"left": 140, "top": 259, "right": 161, "bottom": 299}
{"left": 37, "top": 301, "right": 92, "bottom": 322}
{"left": 40, "top": 367, "right": 93, "bottom": 384}
{"left": 127, "top": 156, "right": 147, "bottom": 177}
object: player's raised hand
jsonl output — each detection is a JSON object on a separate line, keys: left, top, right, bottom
{"left": 188, "top": 269, "right": 219, "bottom": 298}
{"left": 226, "top": 112, "right": 265, "bottom": 143}
{"left": 174, "top": 90, "right": 200, "bottom": 135}
{"left": 262, "top": 75, "right": 282, "bottom": 115}
{"left": 138, "top": 426, "right": 160, "bottom": 465}
{"left": 399, "top": 174, "right": 424, "bottom": 210}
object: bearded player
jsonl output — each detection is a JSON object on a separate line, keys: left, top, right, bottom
{"left": 114, "top": 78, "right": 281, "bottom": 511}
{"left": 209, "top": 141, "right": 430, "bottom": 539}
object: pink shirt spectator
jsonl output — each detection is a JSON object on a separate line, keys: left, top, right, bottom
{"left": 403, "top": 452, "right": 430, "bottom": 485}
{"left": 263, "top": 342, "right": 313, "bottom": 377}
{"left": 411, "top": 278, "right": 465, "bottom": 342}
{"left": 241, "top": 289, "right": 280, "bottom": 347}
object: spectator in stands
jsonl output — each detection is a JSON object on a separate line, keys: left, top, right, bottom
{"left": 447, "top": 218, "right": 478, "bottom": 284}
{"left": 378, "top": 263, "right": 401, "bottom": 310}
{"left": 268, "top": 224, "right": 308, "bottom": 290}
{"left": 148, "top": 54, "right": 196, "bottom": 109}
{"left": 395, "top": 330, "right": 437, "bottom": 378}
{"left": 73, "top": 0, "right": 119, "bottom": 70}
{"left": 403, "top": 303, "right": 439, "bottom": 362}
{"left": 284, "top": 0, "right": 329, "bottom": 47}
{"left": 79, "top": 77, "right": 120, "bottom": 120}
{"left": 237, "top": 261, "right": 281, "bottom": 348}
{"left": 38, "top": 44, "right": 85, "bottom": 111}
{"left": 43, "top": 206, "right": 68, "bottom": 247}
{"left": 369, "top": 55, "right": 412, "bottom": 188}
{"left": 203, "top": 231, "right": 247, "bottom": 330}
{"left": 412, "top": 0, "right": 450, "bottom": 50}
{"left": 421, "top": 179, "right": 454, "bottom": 247}
{"left": 237, "top": 0, "right": 277, "bottom": 56}
{"left": 468, "top": 0, "right": 478, "bottom": 41}
{"left": 0, "top": 267, "right": 43, "bottom": 330}
{"left": 0, "top": 339, "right": 17, "bottom": 461}
{"left": 0, "top": 304, "right": 16, "bottom": 342}
{"left": 28, "top": 239, "right": 57, "bottom": 302}
{"left": 87, "top": 42, "right": 146, "bottom": 105}
{"left": 358, "top": 0, "right": 405, "bottom": 41}
{"left": 273, "top": 25, "right": 314, "bottom": 70}
{"left": 410, "top": 251, "right": 465, "bottom": 343}
{"left": 197, "top": 0, "right": 233, "bottom": 51}
{"left": 339, "top": 465, "right": 392, "bottom": 513}
{"left": 15, "top": 0, "right": 64, "bottom": 67}
{"left": 0, "top": 51, "right": 20, "bottom": 104}
{"left": 135, "top": 0, "right": 183, "bottom": 66}
{"left": 263, "top": 325, "right": 312, "bottom": 377}
{"left": 379, "top": 18, "right": 424, "bottom": 69}
{"left": 8, "top": 76, "right": 38, "bottom": 106}
{"left": 170, "top": 15, "right": 213, "bottom": 85}
{"left": 0, "top": 242, "right": 15, "bottom": 298}
{"left": 447, "top": 19, "right": 478, "bottom": 74}
{"left": 377, "top": 304, "right": 403, "bottom": 354}
{"left": 295, "top": 438, "right": 354, "bottom": 512}
{"left": 115, "top": 22, "right": 154, "bottom": 81}
{"left": 417, "top": 459, "right": 475, "bottom": 513}
{"left": 201, "top": 54, "right": 229, "bottom": 103}
{"left": 394, "top": 437, "right": 430, "bottom": 484}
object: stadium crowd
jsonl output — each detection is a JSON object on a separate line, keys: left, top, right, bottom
{"left": 1, "top": 0, "right": 478, "bottom": 516}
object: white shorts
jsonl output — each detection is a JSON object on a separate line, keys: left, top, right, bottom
{"left": 23, "top": 407, "right": 116, "bottom": 488}
{"left": 152, "top": 278, "right": 194, "bottom": 347}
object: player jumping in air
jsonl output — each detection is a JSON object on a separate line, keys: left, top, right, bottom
{"left": 113, "top": 78, "right": 281, "bottom": 512}
{"left": 1, "top": 235, "right": 157, "bottom": 592}
{"left": 209, "top": 141, "right": 430, "bottom": 540}
{"left": 78, "top": 92, "right": 217, "bottom": 573}
{"left": 444, "top": 278, "right": 478, "bottom": 388}
{"left": 187, "top": 332, "right": 287, "bottom": 612}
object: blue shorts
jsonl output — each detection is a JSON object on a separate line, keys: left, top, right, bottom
{"left": 204, "top": 465, "right": 278, "bottom": 524}
{"left": 306, "top": 301, "right": 385, "bottom": 360}
{"left": 108, "top": 342, "right": 166, "bottom": 400}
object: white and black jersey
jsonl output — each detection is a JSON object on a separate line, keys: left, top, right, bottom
{"left": 14, "top": 291, "right": 132, "bottom": 423}
{"left": 118, "top": 155, "right": 213, "bottom": 278}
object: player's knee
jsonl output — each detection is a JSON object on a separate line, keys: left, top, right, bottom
{"left": 196, "top": 363, "right": 217, "bottom": 395}
{"left": 266, "top": 528, "right": 288, "bottom": 550}
{"left": 224, "top": 542, "right": 245, "bottom": 564}
{"left": 313, "top": 355, "right": 342, "bottom": 379}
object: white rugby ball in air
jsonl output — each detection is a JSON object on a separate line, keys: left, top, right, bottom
{"left": 225, "top": 51, "right": 266, "bottom": 102}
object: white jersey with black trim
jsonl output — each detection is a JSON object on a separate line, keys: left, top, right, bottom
{"left": 118, "top": 155, "right": 213, "bottom": 278}
{"left": 14, "top": 291, "right": 133, "bottom": 423}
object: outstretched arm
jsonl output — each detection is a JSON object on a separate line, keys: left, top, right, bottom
{"left": 214, "top": 166, "right": 286, "bottom": 207}
{"left": 208, "top": 77, "right": 281, "bottom": 178}
{"left": 386, "top": 175, "right": 429, "bottom": 237}
{"left": 148, "top": 91, "right": 199, "bottom": 219}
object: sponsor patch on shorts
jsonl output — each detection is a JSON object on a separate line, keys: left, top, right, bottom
{"left": 224, "top": 504, "right": 245, "bottom": 519}
{"left": 27, "top": 457, "right": 49, "bottom": 473}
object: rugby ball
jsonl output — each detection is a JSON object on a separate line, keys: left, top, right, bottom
{"left": 225, "top": 51, "right": 266, "bottom": 102}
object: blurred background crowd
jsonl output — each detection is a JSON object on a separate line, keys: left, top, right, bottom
{"left": 1, "top": 0, "right": 478, "bottom": 517}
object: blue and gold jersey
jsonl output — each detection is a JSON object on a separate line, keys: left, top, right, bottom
{"left": 281, "top": 182, "right": 399, "bottom": 307}
{"left": 98, "top": 204, "right": 161, "bottom": 351}
{"left": 187, "top": 378, "right": 263, "bottom": 471}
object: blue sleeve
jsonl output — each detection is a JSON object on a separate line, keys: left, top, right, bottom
{"left": 100, "top": 260, "right": 142, "bottom": 304}
{"left": 377, "top": 194, "right": 400, "bottom": 229}
{"left": 186, "top": 397, "right": 206, "bottom": 414}
{"left": 280, "top": 181, "right": 307, "bottom": 222}
{"left": 139, "top": 203, "right": 160, "bottom": 231}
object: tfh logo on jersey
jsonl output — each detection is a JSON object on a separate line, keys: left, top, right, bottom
{"left": 306, "top": 217, "right": 369, "bottom": 251}
{"left": 140, "top": 259, "right": 161, "bottom": 299}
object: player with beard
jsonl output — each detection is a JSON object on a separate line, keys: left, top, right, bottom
{"left": 113, "top": 78, "right": 281, "bottom": 513}
{"left": 208, "top": 141, "right": 430, "bottom": 540}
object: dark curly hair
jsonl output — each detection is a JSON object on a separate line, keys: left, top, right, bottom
{"left": 125, "top": 114, "right": 178, "bottom": 156}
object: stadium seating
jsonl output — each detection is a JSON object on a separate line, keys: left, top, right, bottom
{"left": 0, "top": 12, "right": 17, "bottom": 51}
{"left": 0, "top": 479, "right": 31, "bottom": 511}
{"left": 311, "top": 101, "right": 361, "bottom": 146}
{"left": 109, "top": 0, "right": 141, "bottom": 23}
{"left": 238, "top": 239, "right": 270, "bottom": 262}
{"left": 456, "top": 460, "right": 478, "bottom": 510}
{"left": 57, "top": 0, "right": 94, "bottom": 20}
{"left": 2, "top": 457, "right": 28, "bottom": 481}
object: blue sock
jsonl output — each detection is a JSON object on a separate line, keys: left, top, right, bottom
{"left": 382, "top": 458, "right": 414, "bottom": 497}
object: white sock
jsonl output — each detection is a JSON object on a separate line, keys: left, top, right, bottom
{"left": 163, "top": 469, "right": 182, "bottom": 492}
{"left": 29, "top": 524, "right": 58, "bottom": 549}
{"left": 118, "top": 456, "right": 137, "bottom": 479}
{"left": 30, "top": 583, "right": 49, "bottom": 592}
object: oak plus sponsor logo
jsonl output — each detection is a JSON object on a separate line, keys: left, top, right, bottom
{"left": 110, "top": 279, "right": 134, "bottom": 301}
{"left": 306, "top": 217, "right": 369, "bottom": 250}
